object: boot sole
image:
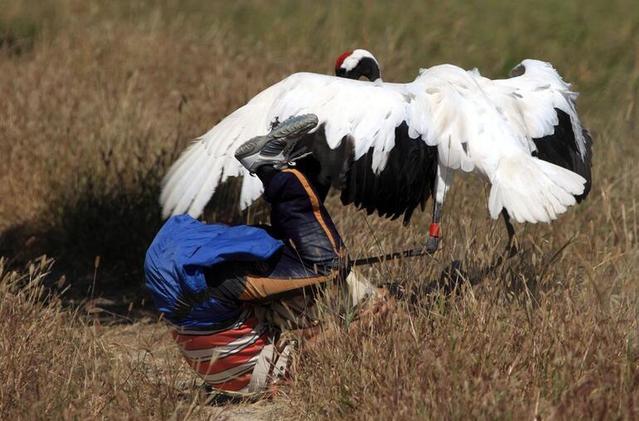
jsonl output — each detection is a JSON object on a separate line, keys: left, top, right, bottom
{"left": 270, "top": 114, "right": 319, "bottom": 139}
{"left": 234, "top": 114, "right": 318, "bottom": 160}
{"left": 234, "top": 135, "right": 269, "bottom": 159}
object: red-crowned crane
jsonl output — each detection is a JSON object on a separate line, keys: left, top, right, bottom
{"left": 335, "top": 49, "right": 381, "bottom": 82}
{"left": 332, "top": 50, "right": 592, "bottom": 253}
{"left": 160, "top": 54, "right": 592, "bottom": 255}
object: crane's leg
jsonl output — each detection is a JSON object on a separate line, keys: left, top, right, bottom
{"left": 426, "top": 200, "right": 442, "bottom": 253}
{"left": 501, "top": 209, "right": 517, "bottom": 257}
{"left": 426, "top": 165, "right": 453, "bottom": 254}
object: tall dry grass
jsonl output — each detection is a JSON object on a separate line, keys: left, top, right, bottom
{"left": 1, "top": 0, "right": 638, "bottom": 419}
{"left": 0, "top": 257, "right": 235, "bottom": 419}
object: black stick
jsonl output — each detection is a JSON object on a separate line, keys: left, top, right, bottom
{"left": 350, "top": 246, "right": 434, "bottom": 267}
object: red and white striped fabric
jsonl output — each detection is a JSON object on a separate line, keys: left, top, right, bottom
{"left": 172, "top": 310, "right": 291, "bottom": 395}
{"left": 172, "top": 269, "right": 377, "bottom": 396}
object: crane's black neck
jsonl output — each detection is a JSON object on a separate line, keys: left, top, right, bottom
{"left": 336, "top": 56, "right": 380, "bottom": 82}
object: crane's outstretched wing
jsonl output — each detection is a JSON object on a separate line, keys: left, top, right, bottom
{"left": 160, "top": 80, "right": 286, "bottom": 218}
{"left": 161, "top": 62, "right": 590, "bottom": 224}
{"left": 487, "top": 59, "right": 592, "bottom": 198}
{"left": 161, "top": 73, "right": 439, "bottom": 220}
{"left": 532, "top": 111, "right": 592, "bottom": 202}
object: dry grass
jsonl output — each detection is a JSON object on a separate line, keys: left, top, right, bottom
{"left": 0, "top": 257, "right": 220, "bottom": 419}
{"left": 1, "top": 0, "right": 638, "bottom": 419}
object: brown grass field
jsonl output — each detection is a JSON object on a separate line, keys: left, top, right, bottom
{"left": 1, "top": 0, "right": 639, "bottom": 419}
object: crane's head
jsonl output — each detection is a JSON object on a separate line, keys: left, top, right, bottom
{"left": 335, "top": 49, "right": 381, "bottom": 82}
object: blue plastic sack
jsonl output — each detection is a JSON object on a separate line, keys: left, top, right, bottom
{"left": 144, "top": 215, "right": 283, "bottom": 328}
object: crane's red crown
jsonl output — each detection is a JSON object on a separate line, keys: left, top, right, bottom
{"left": 335, "top": 50, "right": 352, "bottom": 70}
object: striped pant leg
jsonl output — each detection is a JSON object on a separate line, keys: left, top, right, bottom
{"left": 172, "top": 310, "right": 291, "bottom": 395}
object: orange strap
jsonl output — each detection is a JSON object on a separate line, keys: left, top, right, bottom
{"left": 281, "top": 168, "right": 338, "bottom": 252}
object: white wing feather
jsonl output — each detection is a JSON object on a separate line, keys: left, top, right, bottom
{"left": 490, "top": 59, "right": 587, "bottom": 157}
{"left": 160, "top": 80, "right": 286, "bottom": 218}
{"left": 161, "top": 61, "right": 587, "bottom": 222}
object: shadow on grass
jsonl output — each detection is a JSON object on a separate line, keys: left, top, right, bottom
{"left": 0, "top": 168, "right": 164, "bottom": 319}
{"left": 0, "top": 155, "right": 268, "bottom": 322}
{"left": 0, "top": 16, "right": 37, "bottom": 56}
{"left": 388, "top": 245, "right": 553, "bottom": 309}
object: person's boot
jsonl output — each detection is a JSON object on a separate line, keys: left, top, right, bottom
{"left": 234, "top": 114, "right": 318, "bottom": 173}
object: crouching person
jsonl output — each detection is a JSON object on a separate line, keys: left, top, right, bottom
{"left": 144, "top": 115, "right": 376, "bottom": 398}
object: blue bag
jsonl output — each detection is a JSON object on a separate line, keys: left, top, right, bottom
{"left": 144, "top": 215, "right": 283, "bottom": 329}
